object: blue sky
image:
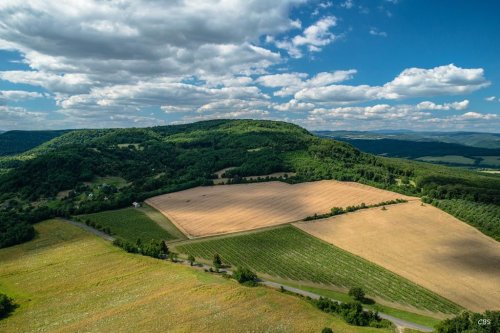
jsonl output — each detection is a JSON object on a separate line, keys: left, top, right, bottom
{"left": 0, "top": 0, "right": 499, "bottom": 131}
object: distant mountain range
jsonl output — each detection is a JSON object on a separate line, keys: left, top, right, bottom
{"left": 314, "top": 130, "right": 500, "bottom": 149}
{"left": 315, "top": 130, "right": 500, "bottom": 168}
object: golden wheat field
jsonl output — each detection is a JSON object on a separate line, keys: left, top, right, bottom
{"left": 145, "top": 180, "right": 415, "bottom": 238}
{"left": 295, "top": 201, "right": 500, "bottom": 312}
{"left": 0, "top": 220, "right": 389, "bottom": 333}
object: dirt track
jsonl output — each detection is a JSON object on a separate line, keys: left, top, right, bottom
{"left": 295, "top": 201, "right": 500, "bottom": 312}
{"left": 145, "top": 180, "right": 414, "bottom": 238}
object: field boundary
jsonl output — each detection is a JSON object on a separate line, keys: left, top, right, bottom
{"left": 146, "top": 180, "right": 417, "bottom": 238}
{"left": 144, "top": 199, "right": 192, "bottom": 239}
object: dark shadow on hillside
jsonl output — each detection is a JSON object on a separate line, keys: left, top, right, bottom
{"left": 430, "top": 237, "right": 500, "bottom": 275}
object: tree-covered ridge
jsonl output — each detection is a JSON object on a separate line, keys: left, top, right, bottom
{"left": 0, "top": 130, "right": 70, "bottom": 156}
{"left": 0, "top": 119, "right": 499, "bottom": 248}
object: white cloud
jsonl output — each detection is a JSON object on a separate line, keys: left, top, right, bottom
{"left": 257, "top": 69, "right": 357, "bottom": 96}
{"left": 0, "top": 0, "right": 306, "bottom": 77}
{"left": 275, "top": 16, "right": 338, "bottom": 58}
{"left": 256, "top": 73, "right": 308, "bottom": 88}
{"left": 369, "top": 28, "right": 387, "bottom": 37}
{"left": 0, "top": 71, "right": 93, "bottom": 94}
{"left": 0, "top": 90, "right": 44, "bottom": 102}
{"left": 0, "top": 105, "right": 47, "bottom": 129}
{"left": 295, "top": 64, "right": 490, "bottom": 103}
{"left": 416, "top": 99, "right": 469, "bottom": 111}
{"left": 485, "top": 96, "right": 496, "bottom": 102}
{"left": 340, "top": 0, "right": 354, "bottom": 9}
{"left": 274, "top": 99, "right": 315, "bottom": 112}
{"left": 383, "top": 64, "right": 489, "bottom": 98}
{"left": 298, "top": 103, "right": 499, "bottom": 131}
{"left": 457, "top": 112, "right": 498, "bottom": 120}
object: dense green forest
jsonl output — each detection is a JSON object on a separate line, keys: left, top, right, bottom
{"left": 0, "top": 119, "right": 499, "bottom": 248}
{"left": 0, "top": 130, "right": 70, "bottom": 156}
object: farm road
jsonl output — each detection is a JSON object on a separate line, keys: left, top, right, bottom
{"left": 262, "top": 281, "right": 433, "bottom": 332}
{"left": 63, "top": 218, "right": 434, "bottom": 332}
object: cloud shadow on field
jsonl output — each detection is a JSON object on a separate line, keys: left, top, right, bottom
{"left": 430, "top": 237, "right": 500, "bottom": 275}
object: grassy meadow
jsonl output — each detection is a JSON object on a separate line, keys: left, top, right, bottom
{"left": 78, "top": 206, "right": 182, "bottom": 242}
{"left": 174, "top": 226, "right": 461, "bottom": 314}
{"left": 0, "top": 220, "right": 390, "bottom": 333}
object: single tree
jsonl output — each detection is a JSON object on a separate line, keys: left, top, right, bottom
{"left": 188, "top": 254, "right": 195, "bottom": 266}
{"left": 348, "top": 287, "right": 365, "bottom": 302}
{"left": 213, "top": 253, "right": 222, "bottom": 269}
{"left": 160, "top": 240, "right": 169, "bottom": 255}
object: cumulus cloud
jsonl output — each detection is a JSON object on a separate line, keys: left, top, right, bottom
{"left": 0, "top": 1, "right": 495, "bottom": 131}
{"left": 300, "top": 103, "right": 499, "bottom": 131}
{"left": 275, "top": 16, "right": 338, "bottom": 58}
{"left": 0, "top": 105, "right": 47, "bottom": 129}
{"left": 0, "top": 90, "right": 44, "bottom": 103}
{"left": 485, "top": 96, "right": 496, "bottom": 102}
{"left": 457, "top": 112, "right": 498, "bottom": 120}
{"left": 0, "top": 0, "right": 311, "bottom": 125}
{"left": 0, "top": 0, "right": 306, "bottom": 79}
{"left": 416, "top": 100, "right": 469, "bottom": 111}
{"left": 0, "top": 71, "right": 93, "bottom": 95}
{"left": 295, "top": 64, "right": 489, "bottom": 103}
{"left": 257, "top": 69, "right": 357, "bottom": 96}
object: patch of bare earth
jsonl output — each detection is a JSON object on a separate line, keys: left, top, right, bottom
{"left": 294, "top": 201, "right": 500, "bottom": 312}
{"left": 145, "top": 180, "right": 414, "bottom": 238}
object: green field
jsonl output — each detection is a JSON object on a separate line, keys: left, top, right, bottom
{"left": 477, "top": 155, "right": 500, "bottom": 166}
{"left": 175, "top": 226, "right": 461, "bottom": 314}
{"left": 416, "top": 155, "right": 476, "bottom": 165}
{"left": 79, "top": 206, "right": 182, "bottom": 242}
{"left": 0, "top": 220, "right": 388, "bottom": 333}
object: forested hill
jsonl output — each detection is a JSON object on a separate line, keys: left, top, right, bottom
{"left": 0, "top": 130, "right": 70, "bottom": 156}
{"left": 1, "top": 119, "right": 499, "bottom": 248}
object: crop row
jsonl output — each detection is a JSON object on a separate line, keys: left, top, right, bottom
{"left": 175, "top": 226, "right": 461, "bottom": 314}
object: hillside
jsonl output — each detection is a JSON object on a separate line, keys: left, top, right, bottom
{"left": 0, "top": 219, "right": 387, "bottom": 333}
{"left": 0, "top": 119, "right": 499, "bottom": 248}
{"left": 0, "top": 130, "right": 70, "bottom": 156}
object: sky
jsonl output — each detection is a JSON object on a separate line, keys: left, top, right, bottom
{"left": 0, "top": 0, "right": 499, "bottom": 132}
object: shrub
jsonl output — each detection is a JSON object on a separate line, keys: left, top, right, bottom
{"left": 0, "top": 293, "right": 15, "bottom": 318}
{"left": 233, "top": 267, "right": 257, "bottom": 285}
{"left": 321, "top": 328, "right": 333, "bottom": 333}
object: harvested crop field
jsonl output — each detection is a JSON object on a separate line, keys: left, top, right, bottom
{"left": 145, "top": 180, "right": 415, "bottom": 238}
{"left": 295, "top": 201, "right": 500, "bottom": 312}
